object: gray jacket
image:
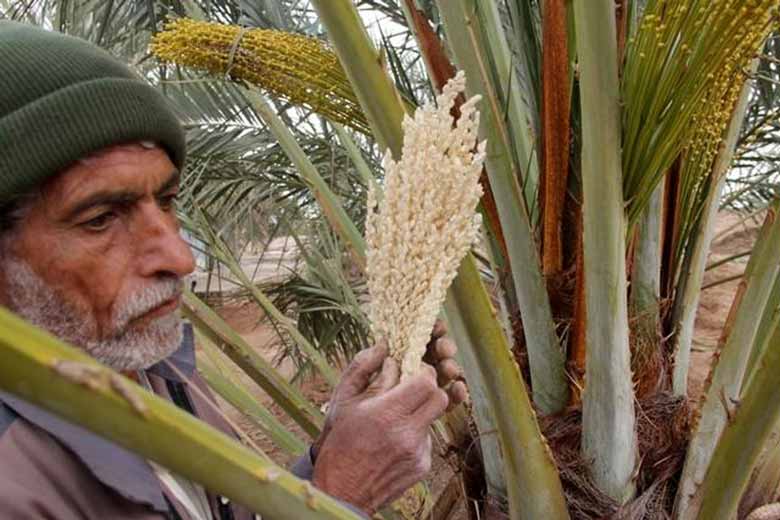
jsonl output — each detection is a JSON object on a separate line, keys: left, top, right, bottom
{"left": 0, "top": 324, "right": 316, "bottom": 519}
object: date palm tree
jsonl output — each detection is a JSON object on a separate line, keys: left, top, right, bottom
{"left": 2, "top": 1, "right": 780, "bottom": 519}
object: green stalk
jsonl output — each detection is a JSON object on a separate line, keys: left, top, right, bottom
{"left": 630, "top": 182, "right": 663, "bottom": 334}
{"left": 505, "top": 0, "right": 542, "bottom": 133}
{"left": 0, "top": 308, "right": 362, "bottom": 520}
{"left": 309, "top": 0, "right": 410, "bottom": 159}
{"left": 445, "top": 256, "right": 570, "bottom": 520}
{"left": 675, "top": 198, "right": 780, "bottom": 520}
{"left": 669, "top": 75, "right": 756, "bottom": 395}
{"left": 442, "top": 307, "right": 506, "bottom": 497}
{"left": 470, "top": 0, "right": 541, "bottom": 211}
{"left": 692, "top": 322, "right": 780, "bottom": 520}
{"left": 244, "top": 89, "right": 367, "bottom": 267}
{"left": 437, "top": 0, "right": 568, "bottom": 414}
{"left": 183, "top": 290, "right": 325, "bottom": 438}
{"left": 669, "top": 171, "right": 727, "bottom": 395}
{"left": 332, "top": 122, "right": 380, "bottom": 194}
{"left": 739, "top": 431, "right": 780, "bottom": 518}
{"left": 197, "top": 333, "right": 307, "bottom": 457}
{"left": 744, "top": 272, "right": 780, "bottom": 390}
{"left": 195, "top": 211, "right": 339, "bottom": 387}
{"left": 574, "top": 0, "right": 636, "bottom": 503}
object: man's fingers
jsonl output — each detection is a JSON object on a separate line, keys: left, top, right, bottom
{"left": 431, "top": 320, "right": 447, "bottom": 340}
{"left": 433, "top": 337, "right": 457, "bottom": 360}
{"left": 447, "top": 381, "right": 468, "bottom": 410}
{"left": 416, "top": 387, "right": 450, "bottom": 426}
{"left": 370, "top": 356, "right": 401, "bottom": 393}
{"left": 339, "top": 342, "right": 389, "bottom": 399}
{"left": 385, "top": 364, "right": 439, "bottom": 412}
{"left": 423, "top": 336, "right": 456, "bottom": 366}
{"left": 436, "top": 358, "right": 462, "bottom": 386}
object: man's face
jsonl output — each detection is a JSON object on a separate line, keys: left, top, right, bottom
{"left": 0, "top": 144, "right": 195, "bottom": 371}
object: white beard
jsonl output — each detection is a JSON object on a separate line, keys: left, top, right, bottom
{"left": 3, "top": 256, "right": 183, "bottom": 371}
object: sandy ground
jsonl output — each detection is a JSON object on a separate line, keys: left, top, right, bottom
{"left": 200, "top": 211, "right": 759, "bottom": 519}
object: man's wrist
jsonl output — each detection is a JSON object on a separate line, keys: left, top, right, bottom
{"left": 312, "top": 472, "right": 375, "bottom": 516}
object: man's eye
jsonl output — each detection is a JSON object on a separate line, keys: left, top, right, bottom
{"left": 83, "top": 212, "right": 116, "bottom": 231}
{"left": 159, "top": 194, "right": 178, "bottom": 211}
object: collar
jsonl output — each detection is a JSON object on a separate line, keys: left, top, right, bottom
{"left": 0, "top": 322, "right": 196, "bottom": 513}
{"left": 147, "top": 321, "right": 196, "bottom": 382}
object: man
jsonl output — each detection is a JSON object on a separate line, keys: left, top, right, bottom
{"left": 0, "top": 21, "right": 467, "bottom": 519}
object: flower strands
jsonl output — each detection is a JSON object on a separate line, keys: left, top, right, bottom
{"left": 366, "top": 71, "right": 485, "bottom": 377}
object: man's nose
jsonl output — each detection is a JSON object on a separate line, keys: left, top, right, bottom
{"left": 136, "top": 205, "right": 195, "bottom": 278}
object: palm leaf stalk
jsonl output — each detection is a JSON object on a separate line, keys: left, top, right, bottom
{"left": 182, "top": 290, "right": 325, "bottom": 438}
{"left": 193, "top": 211, "right": 339, "bottom": 387}
{"left": 308, "top": 0, "right": 410, "bottom": 159}
{"left": 466, "top": 0, "right": 541, "bottom": 214}
{"left": 744, "top": 271, "right": 780, "bottom": 391}
{"left": 689, "top": 317, "right": 780, "bottom": 520}
{"left": 441, "top": 305, "right": 507, "bottom": 498}
{"left": 332, "top": 122, "right": 380, "bottom": 194}
{"left": 574, "top": 0, "right": 637, "bottom": 503}
{"left": 150, "top": 18, "right": 370, "bottom": 134}
{"left": 0, "top": 308, "right": 362, "bottom": 520}
{"left": 675, "top": 197, "right": 780, "bottom": 519}
{"left": 196, "top": 332, "right": 307, "bottom": 457}
{"left": 504, "top": 0, "right": 543, "bottom": 136}
{"left": 435, "top": 0, "right": 569, "bottom": 415}
{"left": 669, "top": 72, "right": 757, "bottom": 395}
{"left": 309, "top": 1, "right": 569, "bottom": 516}
{"left": 739, "top": 433, "right": 780, "bottom": 518}
{"left": 630, "top": 183, "right": 663, "bottom": 337}
{"left": 444, "top": 258, "right": 570, "bottom": 520}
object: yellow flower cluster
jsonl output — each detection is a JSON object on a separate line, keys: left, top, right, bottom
{"left": 622, "top": 0, "right": 777, "bottom": 223}
{"left": 150, "top": 19, "right": 370, "bottom": 134}
{"left": 365, "top": 72, "right": 485, "bottom": 377}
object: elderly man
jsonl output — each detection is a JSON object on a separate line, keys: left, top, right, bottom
{"left": 0, "top": 21, "right": 466, "bottom": 519}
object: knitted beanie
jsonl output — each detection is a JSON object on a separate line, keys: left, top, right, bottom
{"left": 0, "top": 21, "right": 186, "bottom": 203}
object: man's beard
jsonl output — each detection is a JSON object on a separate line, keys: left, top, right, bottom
{"left": 3, "top": 256, "right": 183, "bottom": 372}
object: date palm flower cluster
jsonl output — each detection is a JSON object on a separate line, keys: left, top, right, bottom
{"left": 621, "top": 0, "right": 778, "bottom": 225}
{"left": 150, "top": 18, "right": 370, "bottom": 134}
{"left": 365, "top": 71, "right": 485, "bottom": 377}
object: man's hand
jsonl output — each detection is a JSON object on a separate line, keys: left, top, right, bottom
{"left": 311, "top": 322, "right": 467, "bottom": 514}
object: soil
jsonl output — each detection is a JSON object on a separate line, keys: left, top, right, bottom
{"left": 199, "top": 210, "right": 760, "bottom": 519}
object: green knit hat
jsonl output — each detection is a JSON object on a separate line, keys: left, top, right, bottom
{"left": 0, "top": 21, "right": 186, "bottom": 203}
